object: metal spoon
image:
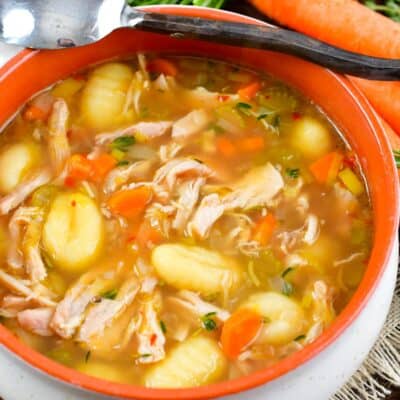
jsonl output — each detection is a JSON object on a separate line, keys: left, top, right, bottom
{"left": 0, "top": 0, "right": 400, "bottom": 80}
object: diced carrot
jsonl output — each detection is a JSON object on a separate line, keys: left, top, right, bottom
{"left": 107, "top": 186, "right": 152, "bottom": 218}
{"left": 65, "top": 154, "right": 94, "bottom": 185}
{"left": 90, "top": 153, "right": 116, "bottom": 181}
{"left": 221, "top": 308, "right": 263, "bottom": 359}
{"left": 238, "top": 136, "right": 265, "bottom": 152}
{"left": 217, "top": 137, "right": 237, "bottom": 158}
{"left": 238, "top": 80, "right": 261, "bottom": 101}
{"left": 136, "top": 220, "right": 164, "bottom": 248}
{"left": 309, "top": 151, "right": 344, "bottom": 184}
{"left": 23, "top": 105, "right": 49, "bottom": 122}
{"left": 147, "top": 59, "right": 178, "bottom": 77}
{"left": 253, "top": 213, "right": 277, "bottom": 246}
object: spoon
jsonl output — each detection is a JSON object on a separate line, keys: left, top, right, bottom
{"left": 1, "top": 0, "right": 400, "bottom": 80}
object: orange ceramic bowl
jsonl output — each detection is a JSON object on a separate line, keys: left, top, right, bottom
{"left": 0, "top": 6, "right": 398, "bottom": 400}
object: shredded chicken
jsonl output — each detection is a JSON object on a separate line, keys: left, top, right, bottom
{"left": 95, "top": 121, "right": 173, "bottom": 146}
{"left": 0, "top": 295, "right": 34, "bottom": 317}
{"left": 145, "top": 203, "right": 175, "bottom": 238}
{"left": 172, "top": 109, "right": 213, "bottom": 141}
{"left": 311, "top": 280, "right": 336, "bottom": 326}
{"left": 154, "top": 158, "right": 214, "bottom": 191}
{"left": 0, "top": 270, "right": 56, "bottom": 307}
{"left": 172, "top": 178, "right": 205, "bottom": 233}
{"left": 188, "top": 193, "right": 225, "bottom": 239}
{"left": 303, "top": 214, "right": 319, "bottom": 245}
{"left": 0, "top": 169, "right": 51, "bottom": 215}
{"left": 103, "top": 160, "right": 155, "bottom": 194}
{"left": 47, "top": 99, "right": 70, "bottom": 174}
{"left": 17, "top": 307, "right": 54, "bottom": 337}
{"left": 77, "top": 277, "right": 139, "bottom": 343}
{"left": 159, "top": 142, "right": 183, "bottom": 163}
{"left": 223, "top": 163, "right": 284, "bottom": 210}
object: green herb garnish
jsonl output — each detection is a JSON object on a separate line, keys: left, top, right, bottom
{"left": 281, "top": 267, "right": 294, "bottom": 278}
{"left": 282, "top": 281, "right": 293, "bottom": 296}
{"left": 201, "top": 312, "right": 217, "bottom": 331}
{"left": 295, "top": 334, "right": 306, "bottom": 342}
{"left": 101, "top": 289, "right": 118, "bottom": 300}
{"left": 235, "top": 102, "right": 253, "bottom": 116}
{"left": 117, "top": 160, "right": 130, "bottom": 167}
{"left": 110, "top": 136, "right": 135, "bottom": 152}
{"left": 286, "top": 168, "right": 300, "bottom": 179}
{"left": 272, "top": 114, "right": 281, "bottom": 128}
{"left": 85, "top": 350, "right": 91, "bottom": 363}
{"left": 160, "top": 320, "right": 167, "bottom": 334}
{"left": 394, "top": 150, "right": 400, "bottom": 168}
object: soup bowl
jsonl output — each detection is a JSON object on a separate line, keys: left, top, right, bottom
{"left": 0, "top": 6, "right": 398, "bottom": 400}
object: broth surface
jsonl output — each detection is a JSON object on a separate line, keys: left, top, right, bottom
{"left": 0, "top": 55, "right": 372, "bottom": 387}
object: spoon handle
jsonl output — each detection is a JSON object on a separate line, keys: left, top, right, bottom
{"left": 122, "top": 8, "right": 400, "bottom": 81}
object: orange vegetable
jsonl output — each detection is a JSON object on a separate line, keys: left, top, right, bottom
{"left": 238, "top": 80, "right": 261, "bottom": 100}
{"left": 136, "top": 220, "right": 164, "bottom": 248}
{"left": 309, "top": 151, "right": 343, "bottom": 184}
{"left": 221, "top": 308, "right": 263, "bottom": 359}
{"left": 248, "top": 0, "right": 400, "bottom": 140}
{"left": 90, "top": 153, "right": 116, "bottom": 181}
{"left": 107, "top": 186, "right": 152, "bottom": 218}
{"left": 23, "top": 105, "right": 49, "bottom": 122}
{"left": 66, "top": 154, "right": 94, "bottom": 185}
{"left": 147, "top": 59, "right": 178, "bottom": 77}
{"left": 217, "top": 137, "right": 237, "bottom": 158}
{"left": 238, "top": 136, "right": 265, "bottom": 152}
{"left": 253, "top": 213, "right": 277, "bottom": 246}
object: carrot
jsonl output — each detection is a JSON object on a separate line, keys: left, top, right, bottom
{"left": 309, "top": 151, "right": 344, "bottom": 184}
{"left": 23, "top": 105, "right": 48, "bottom": 122}
{"left": 253, "top": 213, "right": 277, "bottom": 246}
{"left": 221, "top": 308, "right": 263, "bottom": 359}
{"left": 248, "top": 0, "right": 400, "bottom": 138}
{"left": 136, "top": 220, "right": 164, "bottom": 248}
{"left": 65, "top": 154, "right": 94, "bottom": 185}
{"left": 107, "top": 186, "right": 152, "bottom": 218}
{"left": 238, "top": 80, "right": 261, "bottom": 100}
{"left": 147, "top": 59, "right": 178, "bottom": 77}
{"left": 217, "top": 137, "right": 237, "bottom": 158}
{"left": 90, "top": 153, "right": 116, "bottom": 181}
{"left": 238, "top": 136, "right": 265, "bottom": 152}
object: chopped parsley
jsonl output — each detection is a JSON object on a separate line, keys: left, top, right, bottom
{"left": 85, "top": 350, "right": 91, "bottom": 363}
{"left": 257, "top": 113, "right": 269, "bottom": 120}
{"left": 295, "top": 334, "right": 306, "bottom": 342}
{"left": 101, "top": 289, "right": 118, "bottom": 300}
{"left": 235, "top": 102, "right": 253, "bottom": 116}
{"left": 286, "top": 168, "right": 300, "bottom": 179}
{"left": 272, "top": 114, "right": 281, "bottom": 128}
{"left": 160, "top": 320, "right": 167, "bottom": 334}
{"left": 281, "top": 267, "right": 294, "bottom": 278}
{"left": 282, "top": 281, "right": 293, "bottom": 296}
{"left": 134, "top": 353, "right": 151, "bottom": 361}
{"left": 201, "top": 312, "right": 217, "bottom": 331}
{"left": 110, "top": 136, "right": 135, "bottom": 152}
{"left": 116, "top": 159, "right": 130, "bottom": 167}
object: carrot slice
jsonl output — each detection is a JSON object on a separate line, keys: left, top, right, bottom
{"left": 90, "top": 153, "right": 116, "bottom": 181}
{"left": 136, "top": 220, "right": 164, "bottom": 248}
{"left": 221, "top": 308, "right": 263, "bottom": 359}
{"left": 238, "top": 136, "right": 265, "bottom": 152}
{"left": 253, "top": 213, "right": 277, "bottom": 246}
{"left": 65, "top": 154, "right": 94, "bottom": 185}
{"left": 107, "top": 186, "right": 152, "bottom": 218}
{"left": 217, "top": 137, "right": 237, "bottom": 158}
{"left": 309, "top": 151, "right": 343, "bottom": 184}
{"left": 23, "top": 105, "right": 49, "bottom": 122}
{"left": 147, "top": 59, "right": 178, "bottom": 77}
{"left": 238, "top": 80, "right": 261, "bottom": 100}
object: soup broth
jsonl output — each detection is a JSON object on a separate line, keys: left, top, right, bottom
{"left": 0, "top": 55, "right": 372, "bottom": 388}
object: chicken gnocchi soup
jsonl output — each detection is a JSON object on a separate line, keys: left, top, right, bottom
{"left": 0, "top": 55, "right": 372, "bottom": 388}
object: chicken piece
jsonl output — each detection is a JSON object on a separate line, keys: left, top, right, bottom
{"left": 310, "top": 280, "right": 336, "bottom": 327}
{"left": 103, "top": 160, "right": 155, "bottom": 194}
{"left": 145, "top": 203, "right": 175, "bottom": 238}
{"left": 183, "top": 87, "right": 238, "bottom": 109}
{"left": 159, "top": 142, "right": 183, "bottom": 163}
{"left": 135, "top": 294, "right": 166, "bottom": 364}
{"left": 17, "top": 307, "right": 54, "bottom": 337}
{"left": 0, "top": 295, "right": 35, "bottom": 317}
{"left": 0, "top": 169, "right": 52, "bottom": 215}
{"left": 172, "top": 178, "right": 205, "bottom": 233}
{"left": 303, "top": 214, "right": 319, "bottom": 245}
{"left": 47, "top": 99, "right": 70, "bottom": 174}
{"left": 167, "top": 290, "right": 230, "bottom": 326}
{"left": 77, "top": 276, "right": 139, "bottom": 343}
{"left": 50, "top": 265, "right": 121, "bottom": 338}
{"left": 223, "top": 163, "right": 284, "bottom": 211}
{"left": 154, "top": 158, "right": 214, "bottom": 191}
{"left": 95, "top": 121, "right": 173, "bottom": 146}
{"left": 0, "top": 270, "right": 56, "bottom": 307}
{"left": 188, "top": 194, "right": 225, "bottom": 239}
{"left": 172, "top": 109, "right": 213, "bottom": 141}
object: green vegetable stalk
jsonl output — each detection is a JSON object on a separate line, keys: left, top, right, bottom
{"left": 363, "top": 0, "right": 400, "bottom": 22}
{"left": 127, "top": 0, "right": 228, "bottom": 8}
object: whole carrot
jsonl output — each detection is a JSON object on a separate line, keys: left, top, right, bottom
{"left": 248, "top": 0, "right": 400, "bottom": 137}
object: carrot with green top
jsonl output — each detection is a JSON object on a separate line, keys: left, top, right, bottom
{"left": 253, "top": 213, "right": 277, "bottom": 246}
{"left": 221, "top": 308, "right": 263, "bottom": 359}
{"left": 309, "top": 151, "right": 343, "bottom": 184}
{"left": 107, "top": 186, "right": 152, "bottom": 218}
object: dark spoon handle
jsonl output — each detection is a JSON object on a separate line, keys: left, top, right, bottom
{"left": 122, "top": 8, "right": 400, "bottom": 81}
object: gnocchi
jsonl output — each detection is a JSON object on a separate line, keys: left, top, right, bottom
{"left": 152, "top": 244, "right": 243, "bottom": 295}
{"left": 144, "top": 335, "right": 227, "bottom": 388}
{"left": 42, "top": 192, "right": 104, "bottom": 273}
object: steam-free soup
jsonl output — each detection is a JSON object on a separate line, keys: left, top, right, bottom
{"left": 0, "top": 55, "right": 372, "bottom": 388}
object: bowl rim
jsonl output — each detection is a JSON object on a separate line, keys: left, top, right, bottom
{"left": 0, "top": 5, "right": 399, "bottom": 400}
